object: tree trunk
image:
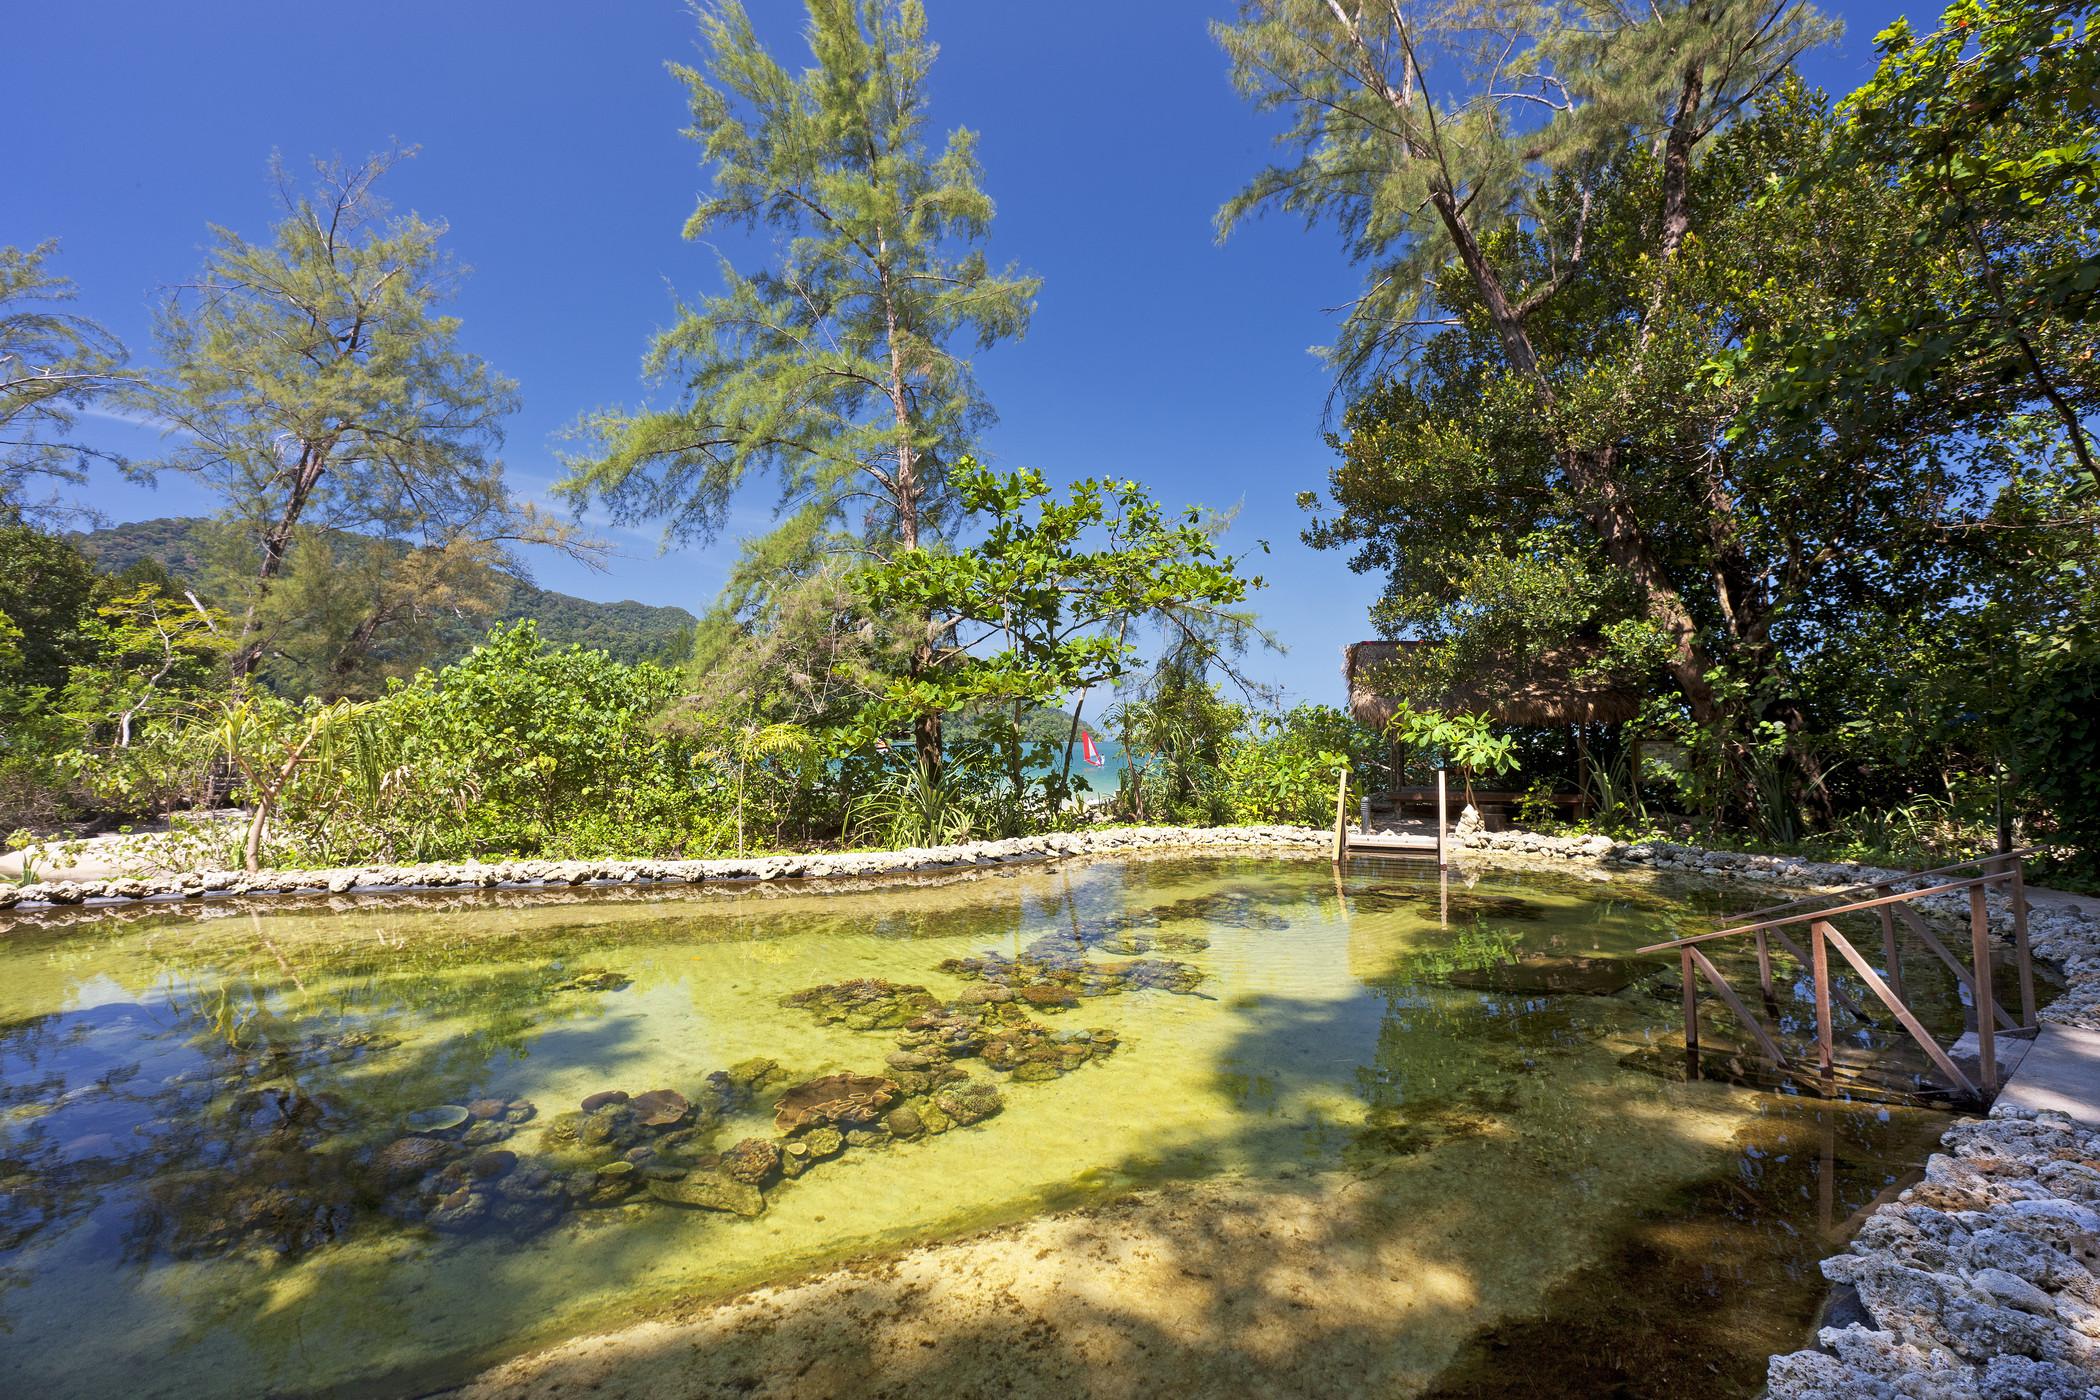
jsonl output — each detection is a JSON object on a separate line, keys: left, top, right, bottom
{"left": 231, "top": 440, "right": 331, "bottom": 681}
{"left": 880, "top": 259, "right": 944, "bottom": 782}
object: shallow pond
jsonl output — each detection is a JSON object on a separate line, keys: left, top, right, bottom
{"left": 0, "top": 855, "right": 2012, "bottom": 1396}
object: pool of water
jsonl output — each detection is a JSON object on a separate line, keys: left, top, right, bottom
{"left": 0, "top": 855, "right": 1996, "bottom": 1396}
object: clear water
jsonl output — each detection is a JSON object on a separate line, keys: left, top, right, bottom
{"left": 0, "top": 855, "right": 1988, "bottom": 1397}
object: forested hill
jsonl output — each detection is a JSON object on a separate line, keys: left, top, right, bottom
{"left": 70, "top": 517, "right": 698, "bottom": 667}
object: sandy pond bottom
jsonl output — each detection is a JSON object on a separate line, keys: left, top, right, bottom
{"left": 0, "top": 855, "right": 1964, "bottom": 1398}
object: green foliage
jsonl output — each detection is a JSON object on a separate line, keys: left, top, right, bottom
{"left": 54, "top": 583, "right": 234, "bottom": 815}
{"left": 1214, "top": 0, "right": 1835, "bottom": 389}
{"left": 560, "top": 0, "right": 1038, "bottom": 772}
{"left": 1728, "top": 0, "right": 2100, "bottom": 489}
{"left": 1219, "top": 704, "right": 1365, "bottom": 826}
{"left": 1385, "top": 703, "right": 1517, "bottom": 802}
{"left": 848, "top": 753, "right": 1000, "bottom": 848}
{"left": 1109, "top": 655, "right": 1248, "bottom": 825}
{"left": 856, "top": 461, "right": 1261, "bottom": 819}
{"left": 0, "top": 241, "right": 132, "bottom": 526}
{"left": 73, "top": 515, "right": 698, "bottom": 671}
{"left": 2014, "top": 628, "right": 2100, "bottom": 874}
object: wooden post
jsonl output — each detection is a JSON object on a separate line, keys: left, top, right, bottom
{"left": 1331, "top": 766, "right": 1349, "bottom": 864}
{"left": 1681, "top": 947, "right": 1699, "bottom": 1072}
{"left": 1971, "top": 884, "right": 1997, "bottom": 1090}
{"left": 2011, "top": 859, "right": 2036, "bottom": 1029}
{"left": 1811, "top": 921, "right": 1835, "bottom": 1087}
{"left": 1877, "top": 892, "right": 1904, "bottom": 1003}
{"left": 1435, "top": 766, "right": 1448, "bottom": 867}
{"left": 1819, "top": 922, "right": 1979, "bottom": 1098}
{"left": 1755, "top": 928, "right": 1775, "bottom": 1004}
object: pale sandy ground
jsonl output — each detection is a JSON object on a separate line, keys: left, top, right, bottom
{"left": 454, "top": 1174, "right": 1511, "bottom": 1400}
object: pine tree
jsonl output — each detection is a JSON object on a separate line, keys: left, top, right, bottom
{"left": 142, "top": 148, "right": 584, "bottom": 682}
{"left": 0, "top": 242, "right": 132, "bottom": 526}
{"left": 559, "top": 0, "right": 1038, "bottom": 775}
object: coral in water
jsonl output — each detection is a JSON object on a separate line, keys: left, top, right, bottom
{"left": 720, "top": 1138, "right": 783, "bottom": 1187}
{"left": 772, "top": 1073, "right": 900, "bottom": 1134}
{"left": 782, "top": 979, "right": 943, "bottom": 1029}
{"left": 630, "top": 1089, "right": 691, "bottom": 1127}
{"left": 932, "top": 1080, "right": 1004, "bottom": 1126}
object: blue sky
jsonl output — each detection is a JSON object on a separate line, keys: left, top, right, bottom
{"left": 11, "top": 0, "right": 1909, "bottom": 703}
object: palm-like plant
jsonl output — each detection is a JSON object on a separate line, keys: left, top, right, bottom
{"left": 723, "top": 719, "right": 814, "bottom": 856}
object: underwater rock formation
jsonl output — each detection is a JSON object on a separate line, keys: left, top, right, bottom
{"left": 647, "top": 1174, "right": 765, "bottom": 1217}
{"left": 721, "top": 1138, "right": 782, "bottom": 1187}
{"left": 630, "top": 1089, "right": 691, "bottom": 1127}
{"left": 782, "top": 979, "right": 942, "bottom": 1030}
{"left": 550, "top": 967, "right": 632, "bottom": 994}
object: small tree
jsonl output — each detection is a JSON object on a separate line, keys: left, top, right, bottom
{"left": 1387, "top": 704, "right": 1517, "bottom": 807}
{"left": 855, "top": 462, "right": 1262, "bottom": 821}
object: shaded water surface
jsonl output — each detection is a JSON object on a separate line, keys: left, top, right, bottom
{"left": 0, "top": 856, "right": 1976, "bottom": 1396}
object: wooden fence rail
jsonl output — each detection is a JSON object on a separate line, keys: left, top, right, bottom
{"left": 1639, "top": 848, "right": 2038, "bottom": 1103}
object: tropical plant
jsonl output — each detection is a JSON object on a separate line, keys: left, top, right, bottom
{"left": 856, "top": 461, "right": 1262, "bottom": 815}
{"left": 849, "top": 753, "right": 992, "bottom": 848}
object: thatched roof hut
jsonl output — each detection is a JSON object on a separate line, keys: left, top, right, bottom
{"left": 1344, "top": 639, "right": 1643, "bottom": 731}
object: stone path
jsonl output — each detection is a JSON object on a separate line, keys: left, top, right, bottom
{"left": 1995, "top": 1024, "right": 2100, "bottom": 1131}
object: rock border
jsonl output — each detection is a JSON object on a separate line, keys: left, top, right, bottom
{"left": 9, "top": 817, "right": 2099, "bottom": 1395}
{"left": 0, "top": 824, "right": 1337, "bottom": 914}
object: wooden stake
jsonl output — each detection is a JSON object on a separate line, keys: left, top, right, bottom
{"left": 1811, "top": 921, "right": 1835, "bottom": 1087}
{"left": 1876, "top": 892, "right": 1904, "bottom": 1003}
{"left": 1435, "top": 766, "right": 1448, "bottom": 868}
{"left": 2011, "top": 859, "right": 2036, "bottom": 1029}
{"left": 1331, "top": 765, "right": 1350, "bottom": 864}
{"left": 1971, "top": 885, "right": 1996, "bottom": 1090}
{"left": 1681, "top": 947, "right": 1699, "bottom": 1071}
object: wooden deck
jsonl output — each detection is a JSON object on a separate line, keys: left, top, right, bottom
{"left": 1347, "top": 828, "right": 1438, "bottom": 853}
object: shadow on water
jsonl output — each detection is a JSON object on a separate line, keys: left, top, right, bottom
{"left": 0, "top": 857, "right": 1961, "bottom": 1398}
{"left": 441, "top": 863, "right": 1951, "bottom": 1400}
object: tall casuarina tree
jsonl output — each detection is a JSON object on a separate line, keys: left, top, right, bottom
{"left": 146, "top": 148, "right": 578, "bottom": 682}
{"left": 1215, "top": 0, "right": 1834, "bottom": 731}
{"left": 559, "top": 0, "right": 1039, "bottom": 776}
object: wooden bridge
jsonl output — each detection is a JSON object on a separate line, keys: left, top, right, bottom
{"left": 1638, "top": 848, "right": 2039, "bottom": 1104}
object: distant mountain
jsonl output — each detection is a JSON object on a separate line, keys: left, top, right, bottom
{"left": 70, "top": 517, "right": 698, "bottom": 668}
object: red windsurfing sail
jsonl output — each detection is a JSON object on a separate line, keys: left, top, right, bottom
{"left": 1080, "top": 729, "right": 1104, "bottom": 767}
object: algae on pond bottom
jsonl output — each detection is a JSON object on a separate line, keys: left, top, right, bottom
{"left": 0, "top": 856, "right": 1978, "bottom": 1398}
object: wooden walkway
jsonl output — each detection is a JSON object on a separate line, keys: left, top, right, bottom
{"left": 1347, "top": 828, "right": 1438, "bottom": 853}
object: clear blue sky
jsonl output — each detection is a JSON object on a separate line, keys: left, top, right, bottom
{"left": 11, "top": 0, "right": 1909, "bottom": 703}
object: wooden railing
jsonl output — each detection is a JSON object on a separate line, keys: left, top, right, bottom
{"left": 1636, "top": 848, "right": 2038, "bottom": 1103}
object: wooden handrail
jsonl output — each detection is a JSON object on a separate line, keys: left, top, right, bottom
{"left": 1636, "top": 869, "right": 2019, "bottom": 953}
{"left": 1660, "top": 845, "right": 2032, "bottom": 1107}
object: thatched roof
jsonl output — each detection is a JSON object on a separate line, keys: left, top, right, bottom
{"left": 1344, "top": 639, "right": 1643, "bottom": 730}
